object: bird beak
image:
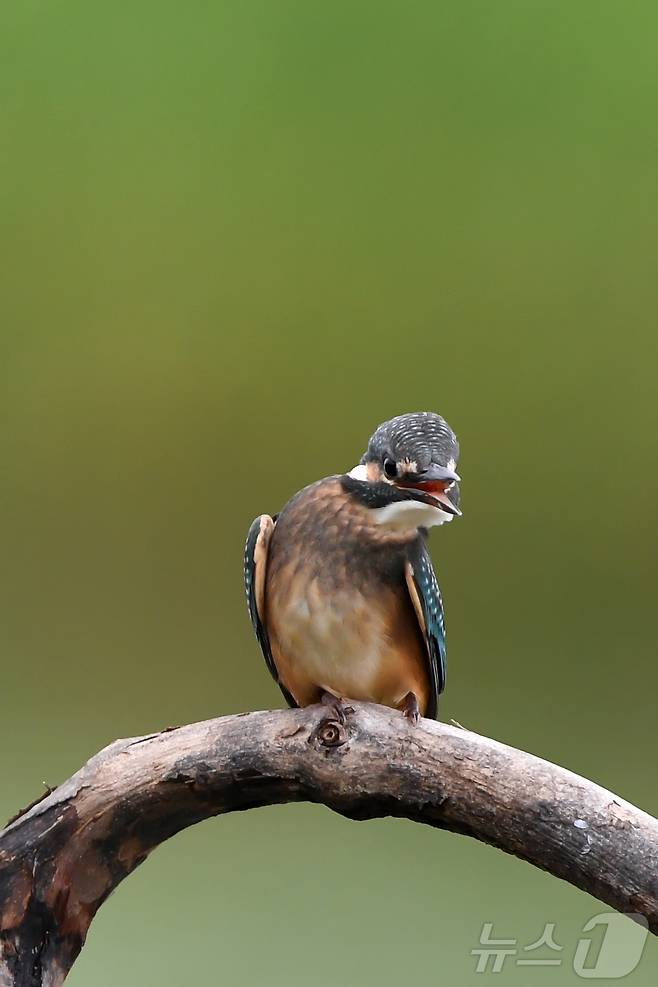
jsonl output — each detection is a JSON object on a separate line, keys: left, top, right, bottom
{"left": 396, "top": 463, "right": 462, "bottom": 516}
{"left": 421, "top": 463, "right": 461, "bottom": 485}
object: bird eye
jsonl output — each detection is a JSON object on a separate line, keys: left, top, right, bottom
{"left": 383, "top": 458, "right": 398, "bottom": 479}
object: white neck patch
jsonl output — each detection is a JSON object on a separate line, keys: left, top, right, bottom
{"left": 347, "top": 463, "right": 369, "bottom": 481}
{"left": 370, "top": 498, "right": 453, "bottom": 531}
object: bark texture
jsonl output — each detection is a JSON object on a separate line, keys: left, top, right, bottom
{"left": 1, "top": 703, "right": 656, "bottom": 986}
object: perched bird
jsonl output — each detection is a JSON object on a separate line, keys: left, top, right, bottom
{"left": 244, "top": 412, "right": 461, "bottom": 723}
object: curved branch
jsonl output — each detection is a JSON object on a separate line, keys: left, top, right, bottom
{"left": 1, "top": 704, "right": 656, "bottom": 985}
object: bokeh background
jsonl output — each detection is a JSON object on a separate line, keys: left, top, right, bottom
{"left": 1, "top": 2, "right": 657, "bottom": 983}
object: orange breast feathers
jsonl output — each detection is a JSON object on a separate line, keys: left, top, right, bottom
{"left": 263, "top": 478, "right": 431, "bottom": 713}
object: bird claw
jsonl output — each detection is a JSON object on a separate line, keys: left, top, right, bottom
{"left": 401, "top": 691, "right": 421, "bottom": 726}
{"left": 319, "top": 691, "right": 348, "bottom": 725}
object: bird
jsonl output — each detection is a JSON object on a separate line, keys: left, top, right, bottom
{"left": 243, "top": 411, "right": 461, "bottom": 724}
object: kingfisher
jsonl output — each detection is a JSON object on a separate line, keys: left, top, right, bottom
{"left": 243, "top": 412, "right": 461, "bottom": 723}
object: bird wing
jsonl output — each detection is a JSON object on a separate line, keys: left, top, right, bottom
{"left": 244, "top": 514, "right": 298, "bottom": 708}
{"left": 404, "top": 544, "right": 447, "bottom": 719}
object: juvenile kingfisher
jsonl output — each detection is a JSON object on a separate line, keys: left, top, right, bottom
{"left": 243, "top": 412, "right": 461, "bottom": 723}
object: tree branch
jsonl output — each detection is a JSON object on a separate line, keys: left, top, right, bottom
{"left": 1, "top": 703, "right": 656, "bottom": 985}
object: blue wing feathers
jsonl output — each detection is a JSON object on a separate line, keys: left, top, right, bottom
{"left": 410, "top": 546, "right": 447, "bottom": 717}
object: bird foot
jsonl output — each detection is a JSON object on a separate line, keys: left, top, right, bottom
{"left": 401, "top": 691, "right": 421, "bottom": 725}
{"left": 319, "top": 691, "right": 350, "bottom": 725}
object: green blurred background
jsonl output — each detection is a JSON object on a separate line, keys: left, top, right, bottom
{"left": 1, "top": 1, "right": 656, "bottom": 983}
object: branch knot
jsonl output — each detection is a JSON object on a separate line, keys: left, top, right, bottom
{"left": 309, "top": 717, "right": 349, "bottom": 750}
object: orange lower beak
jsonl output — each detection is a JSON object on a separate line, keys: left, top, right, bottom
{"left": 396, "top": 478, "right": 461, "bottom": 516}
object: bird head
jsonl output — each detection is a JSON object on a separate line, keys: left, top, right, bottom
{"left": 350, "top": 411, "right": 461, "bottom": 523}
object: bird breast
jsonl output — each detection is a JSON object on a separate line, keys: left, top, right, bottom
{"left": 264, "top": 478, "right": 429, "bottom": 708}
{"left": 270, "top": 574, "right": 393, "bottom": 696}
